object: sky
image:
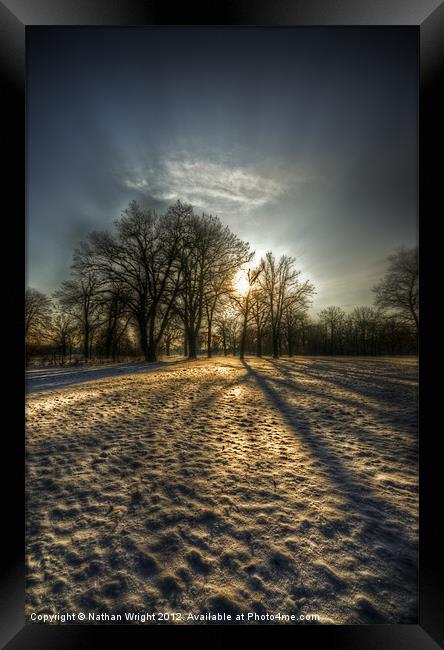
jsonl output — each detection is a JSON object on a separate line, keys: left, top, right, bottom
{"left": 27, "top": 27, "right": 418, "bottom": 313}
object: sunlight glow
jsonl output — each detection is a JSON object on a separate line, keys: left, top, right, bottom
{"left": 233, "top": 270, "right": 251, "bottom": 296}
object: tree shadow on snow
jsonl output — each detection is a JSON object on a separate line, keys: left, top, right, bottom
{"left": 241, "top": 359, "right": 417, "bottom": 611}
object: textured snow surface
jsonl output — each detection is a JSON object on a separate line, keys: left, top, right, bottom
{"left": 26, "top": 360, "right": 181, "bottom": 394}
{"left": 26, "top": 356, "right": 418, "bottom": 624}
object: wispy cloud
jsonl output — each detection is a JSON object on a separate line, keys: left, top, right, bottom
{"left": 121, "top": 158, "right": 286, "bottom": 215}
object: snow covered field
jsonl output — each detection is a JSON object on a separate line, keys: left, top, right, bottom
{"left": 26, "top": 360, "right": 184, "bottom": 394}
{"left": 25, "top": 356, "right": 418, "bottom": 624}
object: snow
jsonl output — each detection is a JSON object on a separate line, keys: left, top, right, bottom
{"left": 25, "top": 356, "right": 418, "bottom": 624}
{"left": 26, "top": 359, "right": 185, "bottom": 394}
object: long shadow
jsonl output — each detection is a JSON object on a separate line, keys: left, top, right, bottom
{"left": 182, "top": 372, "right": 253, "bottom": 418}
{"left": 241, "top": 359, "right": 416, "bottom": 556}
{"left": 278, "top": 358, "right": 418, "bottom": 408}
{"left": 262, "top": 361, "right": 416, "bottom": 444}
{"left": 277, "top": 355, "right": 418, "bottom": 381}
{"left": 26, "top": 369, "right": 196, "bottom": 464}
{"left": 26, "top": 357, "right": 417, "bottom": 621}
{"left": 26, "top": 360, "right": 245, "bottom": 456}
{"left": 26, "top": 358, "right": 188, "bottom": 394}
{"left": 267, "top": 358, "right": 418, "bottom": 420}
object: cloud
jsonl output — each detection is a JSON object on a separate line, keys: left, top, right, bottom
{"left": 121, "top": 158, "right": 286, "bottom": 215}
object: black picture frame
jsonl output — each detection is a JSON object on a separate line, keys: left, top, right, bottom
{"left": 2, "top": 1, "right": 443, "bottom": 647}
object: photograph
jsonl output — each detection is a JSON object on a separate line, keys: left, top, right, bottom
{"left": 25, "top": 26, "right": 418, "bottom": 626}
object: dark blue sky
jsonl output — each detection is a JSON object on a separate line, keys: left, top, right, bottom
{"left": 27, "top": 27, "right": 417, "bottom": 311}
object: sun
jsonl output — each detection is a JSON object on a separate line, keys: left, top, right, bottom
{"left": 233, "top": 270, "right": 250, "bottom": 296}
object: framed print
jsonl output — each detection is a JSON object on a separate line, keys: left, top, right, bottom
{"left": 1, "top": 1, "right": 443, "bottom": 648}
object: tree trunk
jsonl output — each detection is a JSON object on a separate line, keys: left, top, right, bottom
{"left": 272, "top": 330, "right": 279, "bottom": 358}
{"left": 147, "top": 314, "right": 159, "bottom": 362}
{"left": 207, "top": 318, "right": 212, "bottom": 359}
{"left": 256, "top": 334, "right": 262, "bottom": 357}
{"left": 139, "top": 322, "right": 154, "bottom": 362}
{"left": 141, "top": 335, "right": 157, "bottom": 362}
{"left": 288, "top": 335, "right": 293, "bottom": 357}
{"left": 240, "top": 308, "right": 249, "bottom": 360}
{"left": 83, "top": 328, "right": 90, "bottom": 361}
{"left": 188, "top": 329, "right": 198, "bottom": 360}
{"left": 146, "top": 348, "right": 157, "bottom": 362}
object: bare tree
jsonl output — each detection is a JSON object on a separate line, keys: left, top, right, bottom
{"left": 25, "top": 288, "right": 53, "bottom": 364}
{"left": 283, "top": 304, "right": 310, "bottom": 356}
{"left": 27, "top": 202, "right": 418, "bottom": 363}
{"left": 25, "top": 287, "right": 52, "bottom": 341}
{"left": 55, "top": 270, "right": 101, "bottom": 360}
{"left": 250, "top": 286, "right": 269, "bottom": 357}
{"left": 319, "top": 306, "right": 346, "bottom": 355}
{"left": 49, "top": 308, "right": 77, "bottom": 365}
{"left": 76, "top": 200, "right": 185, "bottom": 362}
{"left": 231, "top": 267, "right": 262, "bottom": 360}
{"left": 373, "top": 246, "right": 418, "bottom": 334}
{"left": 231, "top": 266, "right": 262, "bottom": 359}
{"left": 227, "top": 315, "right": 241, "bottom": 355}
{"left": 95, "top": 284, "right": 132, "bottom": 361}
{"left": 292, "top": 309, "right": 312, "bottom": 355}
{"left": 204, "top": 231, "right": 252, "bottom": 358}
{"left": 175, "top": 209, "right": 250, "bottom": 360}
{"left": 161, "top": 315, "right": 183, "bottom": 357}
{"left": 259, "top": 252, "right": 315, "bottom": 358}
{"left": 215, "top": 300, "right": 237, "bottom": 356}
{"left": 351, "top": 306, "right": 380, "bottom": 355}
{"left": 303, "top": 303, "right": 415, "bottom": 356}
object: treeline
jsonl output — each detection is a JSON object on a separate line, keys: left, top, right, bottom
{"left": 25, "top": 200, "right": 418, "bottom": 365}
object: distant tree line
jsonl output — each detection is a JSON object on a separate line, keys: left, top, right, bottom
{"left": 25, "top": 201, "right": 418, "bottom": 365}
